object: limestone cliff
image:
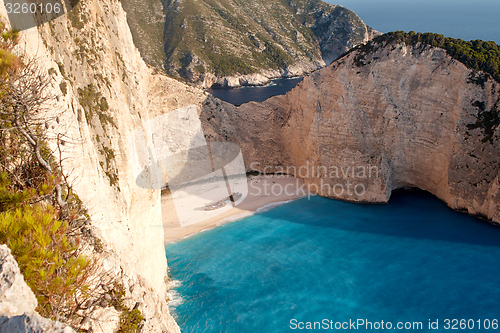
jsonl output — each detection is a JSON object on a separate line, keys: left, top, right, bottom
{"left": 0, "top": 0, "right": 206, "bottom": 330}
{"left": 0, "top": 245, "right": 76, "bottom": 333}
{"left": 200, "top": 39, "right": 500, "bottom": 223}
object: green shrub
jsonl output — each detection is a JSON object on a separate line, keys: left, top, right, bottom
{"left": 0, "top": 22, "right": 18, "bottom": 97}
{"left": 208, "top": 53, "right": 255, "bottom": 76}
{"left": 262, "top": 41, "right": 292, "bottom": 69}
{"left": 0, "top": 174, "right": 94, "bottom": 323}
{"left": 56, "top": 62, "right": 65, "bottom": 76}
{"left": 0, "top": 173, "right": 32, "bottom": 211}
{"left": 78, "top": 83, "right": 116, "bottom": 128}
{"left": 67, "top": 4, "right": 86, "bottom": 30}
{"left": 0, "top": 200, "right": 90, "bottom": 319}
{"left": 107, "top": 283, "right": 145, "bottom": 333}
{"left": 59, "top": 81, "right": 68, "bottom": 95}
{"left": 194, "top": 64, "right": 205, "bottom": 74}
{"left": 116, "top": 309, "right": 144, "bottom": 333}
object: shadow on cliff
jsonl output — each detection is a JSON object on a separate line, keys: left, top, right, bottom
{"left": 135, "top": 143, "right": 242, "bottom": 189}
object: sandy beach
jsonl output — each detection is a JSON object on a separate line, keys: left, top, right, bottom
{"left": 162, "top": 175, "right": 308, "bottom": 243}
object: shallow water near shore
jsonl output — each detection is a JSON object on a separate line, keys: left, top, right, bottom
{"left": 165, "top": 191, "right": 500, "bottom": 332}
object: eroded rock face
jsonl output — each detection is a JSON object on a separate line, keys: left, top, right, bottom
{"left": 201, "top": 42, "right": 500, "bottom": 223}
{"left": 0, "top": 245, "right": 76, "bottom": 333}
{"left": 0, "top": 314, "right": 76, "bottom": 333}
{"left": 0, "top": 245, "right": 37, "bottom": 317}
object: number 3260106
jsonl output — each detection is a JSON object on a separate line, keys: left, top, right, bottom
{"left": 5, "top": 2, "right": 61, "bottom": 14}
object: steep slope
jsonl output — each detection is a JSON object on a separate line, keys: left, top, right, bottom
{"left": 4, "top": 0, "right": 498, "bottom": 324}
{"left": 200, "top": 35, "right": 500, "bottom": 223}
{"left": 159, "top": 0, "right": 377, "bottom": 87}
{"left": 120, "top": 0, "right": 166, "bottom": 69}
{"left": 0, "top": 0, "right": 207, "bottom": 331}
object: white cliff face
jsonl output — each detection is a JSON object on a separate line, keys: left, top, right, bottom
{"left": 0, "top": 245, "right": 37, "bottom": 317}
{"left": 0, "top": 315, "right": 75, "bottom": 333}
{"left": 200, "top": 42, "right": 500, "bottom": 223}
{"left": 0, "top": 0, "right": 207, "bottom": 331}
{"left": 0, "top": 245, "right": 76, "bottom": 333}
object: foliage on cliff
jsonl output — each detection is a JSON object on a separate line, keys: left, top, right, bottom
{"left": 108, "top": 283, "right": 145, "bottom": 333}
{"left": 0, "top": 191, "right": 91, "bottom": 318}
{"left": 78, "top": 83, "right": 115, "bottom": 128}
{"left": 350, "top": 30, "right": 500, "bottom": 83}
{"left": 155, "top": 0, "right": 371, "bottom": 82}
{"left": 0, "top": 21, "right": 94, "bottom": 328}
{"left": 0, "top": 20, "right": 146, "bottom": 331}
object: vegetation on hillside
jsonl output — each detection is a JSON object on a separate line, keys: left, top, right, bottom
{"left": 162, "top": 0, "right": 369, "bottom": 82}
{"left": 207, "top": 53, "right": 255, "bottom": 76}
{"left": 261, "top": 41, "right": 294, "bottom": 69}
{"left": 349, "top": 31, "right": 500, "bottom": 83}
{"left": 120, "top": 0, "right": 165, "bottom": 69}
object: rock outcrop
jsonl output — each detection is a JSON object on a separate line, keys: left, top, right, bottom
{"left": 0, "top": 245, "right": 76, "bottom": 333}
{"left": 200, "top": 40, "right": 500, "bottom": 223}
{"left": 0, "top": 245, "right": 37, "bottom": 318}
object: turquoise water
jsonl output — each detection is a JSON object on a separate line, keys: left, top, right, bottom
{"left": 165, "top": 192, "right": 500, "bottom": 332}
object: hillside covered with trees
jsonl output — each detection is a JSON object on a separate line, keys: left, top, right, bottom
{"left": 350, "top": 30, "right": 500, "bottom": 83}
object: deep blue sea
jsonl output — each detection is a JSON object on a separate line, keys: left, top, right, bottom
{"left": 207, "top": 77, "right": 303, "bottom": 105}
{"left": 331, "top": 0, "right": 500, "bottom": 44}
{"left": 166, "top": 192, "right": 500, "bottom": 332}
